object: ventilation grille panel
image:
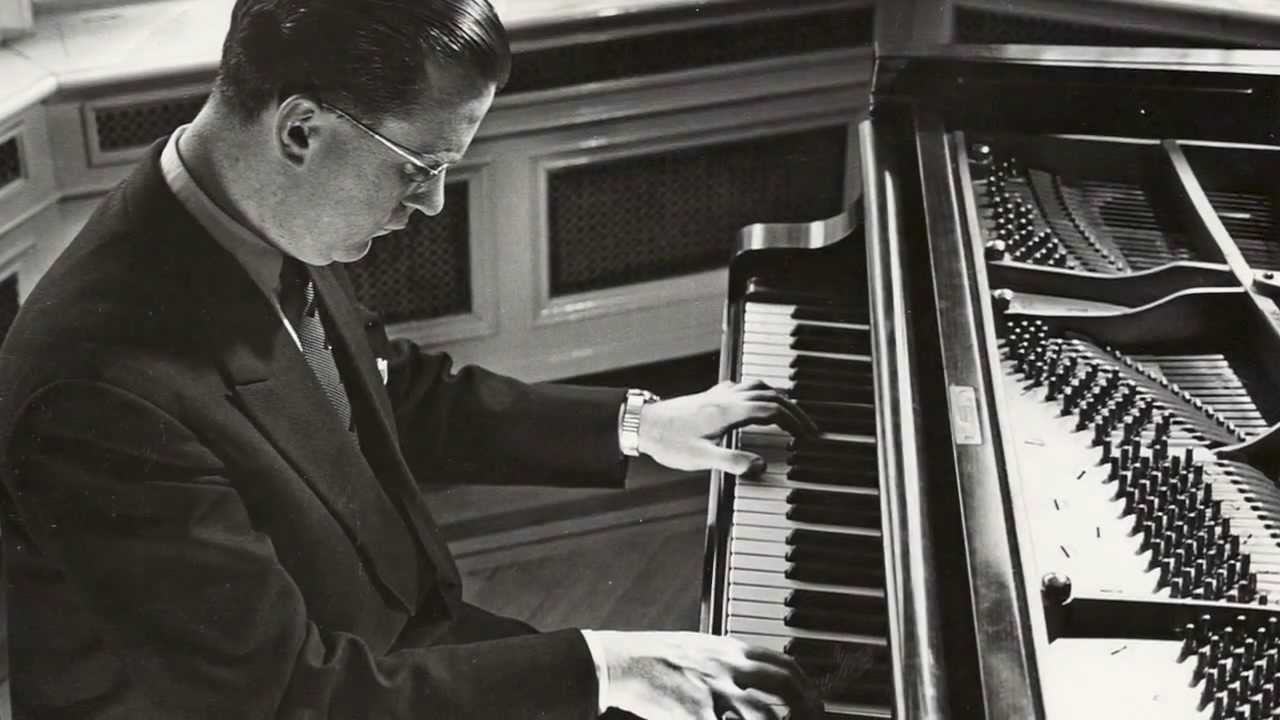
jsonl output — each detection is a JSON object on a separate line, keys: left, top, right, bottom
{"left": 0, "top": 137, "right": 21, "bottom": 191}
{"left": 548, "top": 126, "right": 848, "bottom": 296}
{"left": 347, "top": 183, "right": 471, "bottom": 324}
{"left": 92, "top": 95, "right": 209, "bottom": 153}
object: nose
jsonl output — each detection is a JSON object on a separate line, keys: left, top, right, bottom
{"left": 403, "top": 176, "right": 446, "bottom": 217}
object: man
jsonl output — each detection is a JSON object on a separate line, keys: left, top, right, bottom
{"left": 0, "top": 1, "right": 825, "bottom": 718}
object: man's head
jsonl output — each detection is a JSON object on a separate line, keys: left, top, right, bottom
{"left": 202, "top": 0, "right": 509, "bottom": 264}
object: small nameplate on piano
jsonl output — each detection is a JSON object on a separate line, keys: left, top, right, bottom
{"left": 948, "top": 385, "right": 983, "bottom": 446}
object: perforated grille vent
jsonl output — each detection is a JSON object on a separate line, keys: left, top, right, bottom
{"left": 0, "top": 137, "right": 20, "bottom": 190}
{"left": 0, "top": 275, "right": 18, "bottom": 343}
{"left": 506, "top": 7, "right": 872, "bottom": 94}
{"left": 347, "top": 183, "right": 470, "bottom": 323}
{"left": 548, "top": 126, "right": 848, "bottom": 296}
{"left": 954, "top": 9, "right": 1254, "bottom": 47}
{"left": 93, "top": 95, "right": 209, "bottom": 152}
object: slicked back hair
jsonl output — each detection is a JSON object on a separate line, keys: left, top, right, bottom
{"left": 215, "top": 0, "right": 510, "bottom": 123}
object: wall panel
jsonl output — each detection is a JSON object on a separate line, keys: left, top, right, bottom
{"left": 348, "top": 182, "right": 473, "bottom": 324}
{"left": 546, "top": 125, "right": 847, "bottom": 296}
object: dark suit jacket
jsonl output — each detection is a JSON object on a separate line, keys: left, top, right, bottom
{"left": 0, "top": 142, "right": 629, "bottom": 719}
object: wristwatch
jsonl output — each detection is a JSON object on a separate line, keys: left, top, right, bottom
{"left": 618, "top": 388, "right": 660, "bottom": 457}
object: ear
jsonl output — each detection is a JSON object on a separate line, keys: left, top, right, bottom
{"left": 274, "top": 95, "right": 324, "bottom": 166}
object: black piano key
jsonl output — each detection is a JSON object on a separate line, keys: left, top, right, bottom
{"left": 787, "top": 464, "right": 878, "bottom": 489}
{"left": 786, "top": 589, "right": 887, "bottom": 614}
{"left": 787, "top": 488, "right": 879, "bottom": 513}
{"left": 785, "top": 543, "right": 884, "bottom": 568}
{"left": 790, "top": 452, "right": 877, "bottom": 472}
{"left": 785, "top": 607, "right": 888, "bottom": 636}
{"left": 792, "top": 355, "right": 873, "bottom": 380}
{"left": 743, "top": 280, "right": 864, "bottom": 315}
{"left": 788, "top": 380, "right": 875, "bottom": 405}
{"left": 790, "top": 437, "right": 877, "bottom": 462}
{"left": 791, "top": 325, "right": 872, "bottom": 355}
{"left": 791, "top": 303, "right": 867, "bottom": 325}
{"left": 787, "top": 529, "right": 883, "bottom": 553}
{"left": 785, "top": 560, "right": 881, "bottom": 586}
{"left": 785, "top": 550, "right": 886, "bottom": 587}
{"left": 797, "top": 401, "right": 877, "bottom": 436}
{"left": 783, "top": 535, "right": 885, "bottom": 558}
{"left": 785, "top": 506, "right": 880, "bottom": 528}
{"left": 784, "top": 639, "right": 891, "bottom": 706}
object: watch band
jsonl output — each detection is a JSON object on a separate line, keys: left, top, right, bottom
{"left": 618, "top": 389, "right": 660, "bottom": 457}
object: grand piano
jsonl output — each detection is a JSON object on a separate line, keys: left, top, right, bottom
{"left": 701, "top": 46, "right": 1280, "bottom": 719}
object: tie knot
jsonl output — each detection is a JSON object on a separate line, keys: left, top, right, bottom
{"left": 279, "top": 258, "right": 314, "bottom": 326}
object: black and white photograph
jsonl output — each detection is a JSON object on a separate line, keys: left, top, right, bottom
{"left": 1, "top": 0, "right": 1279, "bottom": 718}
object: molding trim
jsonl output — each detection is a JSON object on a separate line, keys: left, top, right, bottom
{"left": 487, "top": 47, "right": 872, "bottom": 138}
{"left": 377, "top": 163, "right": 501, "bottom": 346}
{"left": 0, "top": 103, "right": 54, "bottom": 240}
{"left": 0, "top": 118, "right": 28, "bottom": 205}
{"left": 81, "top": 82, "right": 208, "bottom": 167}
{"left": 510, "top": 0, "right": 873, "bottom": 52}
{"left": 955, "top": 0, "right": 1280, "bottom": 46}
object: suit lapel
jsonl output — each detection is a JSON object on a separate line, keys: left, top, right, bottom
{"left": 185, "top": 237, "right": 424, "bottom": 613}
{"left": 310, "top": 266, "right": 461, "bottom": 587}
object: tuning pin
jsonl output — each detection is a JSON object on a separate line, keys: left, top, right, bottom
{"left": 991, "top": 288, "right": 1015, "bottom": 314}
{"left": 984, "top": 240, "right": 1008, "bottom": 261}
{"left": 1041, "top": 572, "right": 1072, "bottom": 606}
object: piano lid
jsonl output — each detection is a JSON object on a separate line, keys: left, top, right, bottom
{"left": 870, "top": 44, "right": 1280, "bottom": 145}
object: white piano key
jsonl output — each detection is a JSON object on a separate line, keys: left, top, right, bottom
{"left": 729, "top": 582, "right": 883, "bottom": 603}
{"left": 729, "top": 568, "right": 884, "bottom": 596}
{"left": 729, "top": 537, "right": 883, "bottom": 565}
{"left": 742, "top": 342, "right": 872, "bottom": 364}
{"left": 729, "top": 599, "right": 789, "bottom": 620}
{"left": 739, "top": 427, "right": 876, "bottom": 446}
{"left": 737, "top": 476, "right": 879, "bottom": 496}
{"left": 734, "top": 498, "right": 791, "bottom": 515}
{"left": 822, "top": 702, "right": 893, "bottom": 719}
{"left": 725, "top": 616, "right": 887, "bottom": 645}
{"left": 732, "top": 525, "right": 790, "bottom": 543}
{"left": 743, "top": 314, "right": 871, "bottom": 333}
{"left": 731, "top": 510, "right": 882, "bottom": 536}
{"left": 731, "top": 553, "right": 790, "bottom": 573}
{"left": 743, "top": 302, "right": 798, "bottom": 315}
{"left": 743, "top": 329, "right": 803, "bottom": 344}
{"left": 729, "top": 538, "right": 789, "bottom": 557}
{"left": 739, "top": 369, "right": 795, "bottom": 386}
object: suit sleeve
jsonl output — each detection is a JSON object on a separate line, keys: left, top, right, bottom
{"left": 8, "top": 380, "right": 600, "bottom": 720}
{"left": 382, "top": 337, "right": 630, "bottom": 488}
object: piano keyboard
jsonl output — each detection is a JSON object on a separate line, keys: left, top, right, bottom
{"left": 722, "top": 292, "right": 892, "bottom": 719}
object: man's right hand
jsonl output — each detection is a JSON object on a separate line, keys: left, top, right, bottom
{"left": 591, "top": 630, "right": 824, "bottom": 720}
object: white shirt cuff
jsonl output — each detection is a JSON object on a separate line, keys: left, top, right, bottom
{"left": 579, "top": 629, "right": 611, "bottom": 714}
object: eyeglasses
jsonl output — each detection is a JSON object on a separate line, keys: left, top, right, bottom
{"left": 319, "top": 101, "right": 451, "bottom": 187}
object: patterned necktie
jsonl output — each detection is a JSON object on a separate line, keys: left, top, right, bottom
{"left": 279, "top": 259, "right": 354, "bottom": 434}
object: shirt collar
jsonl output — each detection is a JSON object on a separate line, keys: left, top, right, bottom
{"left": 160, "top": 126, "right": 287, "bottom": 301}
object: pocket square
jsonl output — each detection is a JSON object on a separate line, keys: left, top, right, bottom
{"left": 376, "top": 358, "right": 389, "bottom": 385}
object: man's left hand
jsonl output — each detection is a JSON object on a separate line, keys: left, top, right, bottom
{"left": 636, "top": 379, "right": 819, "bottom": 475}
